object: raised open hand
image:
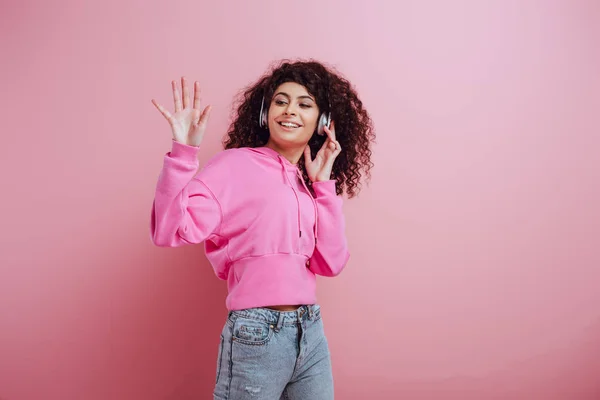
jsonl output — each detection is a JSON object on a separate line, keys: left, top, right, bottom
{"left": 151, "top": 77, "right": 211, "bottom": 147}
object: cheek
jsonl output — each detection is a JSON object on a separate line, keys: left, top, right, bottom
{"left": 304, "top": 110, "right": 320, "bottom": 127}
{"left": 268, "top": 106, "right": 281, "bottom": 120}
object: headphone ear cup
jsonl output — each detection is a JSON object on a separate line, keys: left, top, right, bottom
{"left": 317, "top": 112, "right": 331, "bottom": 136}
{"left": 259, "top": 97, "right": 267, "bottom": 128}
{"left": 261, "top": 109, "right": 267, "bottom": 128}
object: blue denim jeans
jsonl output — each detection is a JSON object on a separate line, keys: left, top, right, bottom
{"left": 213, "top": 304, "right": 334, "bottom": 399}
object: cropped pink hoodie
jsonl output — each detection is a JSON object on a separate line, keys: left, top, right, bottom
{"left": 151, "top": 141, "right": 350, "bottom": 310}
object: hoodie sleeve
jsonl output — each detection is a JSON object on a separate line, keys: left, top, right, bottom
{"left": 150, "top": 141, "right": 223, "bottom": 247}
{"left": 308, "top": 180, "right": 351, "bottom": 277}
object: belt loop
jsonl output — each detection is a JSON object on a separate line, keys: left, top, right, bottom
{"left": 275, "top": 311, "right": 284, "bottom": 332}
{"left": 308, "top": 305, "right": 314, "bottom": 320}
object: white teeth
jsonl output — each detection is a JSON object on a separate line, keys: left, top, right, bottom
{"left": 280, "top": 122, "right": 299, "bottom": 128}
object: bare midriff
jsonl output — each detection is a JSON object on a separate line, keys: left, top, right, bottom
{"left": 265, "top": 305, "right": 302, "bottom": 311}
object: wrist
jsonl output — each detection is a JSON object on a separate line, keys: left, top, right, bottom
{"left": 170, "top": 140, "right": 200, "bottom": 160}
{"left": 312, "top": 180, "right": 338, "bottom": 197}
{"left": 313, "top": 173, "right": 332, "bottom": 183}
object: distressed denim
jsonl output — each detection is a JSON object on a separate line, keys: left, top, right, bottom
{"left": 213, "top": 304, "right": 334, "bottom": 399}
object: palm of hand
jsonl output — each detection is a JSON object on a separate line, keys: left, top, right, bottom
{"left": 171, "top": 108, "right": 200, "bottom": 143}
{"left": 304, "top": 122, "right": 342, "bottom": 182}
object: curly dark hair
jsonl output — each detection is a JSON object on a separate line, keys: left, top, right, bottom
{"left": 223, "top": 59, "right": 375, "bottom": 198}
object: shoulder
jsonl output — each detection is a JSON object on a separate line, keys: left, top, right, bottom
{"left": 194, "top": 147, "right": 263, "bottom": 199}
{"left": 196, "top": 147, "right": 258, "bottom": 183}
{"left": 203, "top": 147, "right": 256, "bottom": 170}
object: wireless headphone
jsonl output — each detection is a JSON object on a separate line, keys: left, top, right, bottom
{"left": 259, "top": 95, "right": 331, "bottom": 136}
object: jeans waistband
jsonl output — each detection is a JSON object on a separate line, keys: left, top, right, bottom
{"left": 228, "top": 304, "right": 321, "bottom": 328}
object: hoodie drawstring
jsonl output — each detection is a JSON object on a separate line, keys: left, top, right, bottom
{"left": 277, "top": 155, "right": 318, "bottom": 244}
{"left": 278, "top": 156, "right": 302, "bottom": 238}
{"left": 297, "top": 170, "right": 318, "bottom": 243}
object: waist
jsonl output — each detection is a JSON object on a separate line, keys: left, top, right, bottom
{"left": 266, "top": 305, "right": 302, "bottom": 311}
{"left": 228, "top": 304, "right": 322, "bottom": 327}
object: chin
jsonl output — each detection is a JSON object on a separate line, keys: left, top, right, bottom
{"left": 270, "top": 127, "right": 311, "bottom": 146}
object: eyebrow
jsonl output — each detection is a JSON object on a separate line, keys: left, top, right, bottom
{"left": 273, "top": 92, "right": 315, "bottom": 102}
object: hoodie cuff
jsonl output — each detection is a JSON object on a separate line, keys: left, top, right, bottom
{"left": 312, "top": 180, "right": 337, "bottom": 197}
{"left": 169, "top": 140, "right": 200, "bottom": 162}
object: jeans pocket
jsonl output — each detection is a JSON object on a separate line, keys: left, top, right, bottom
{"left": 232, "top": 318, "right": 273, "bottom": 346}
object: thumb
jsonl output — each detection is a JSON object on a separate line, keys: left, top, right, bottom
{"left": 191, "top": 106, "right": 211, "bottom": 133}
{"left": 303, "top": 145, "right": 312, "bottom": 164}
{"left": 197, "top": 105, "right": 212, "bottom": 127}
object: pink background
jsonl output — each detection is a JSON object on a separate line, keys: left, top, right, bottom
{"left": 1, "top": 0, "right": 599, "bottom": 399}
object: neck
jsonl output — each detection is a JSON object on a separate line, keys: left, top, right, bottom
{"left": 265, "top": 140, "right": 304, "bottom": 165}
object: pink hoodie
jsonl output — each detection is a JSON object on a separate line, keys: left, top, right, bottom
{"left": 151, "top": 140, "right": 350, "bottom": 310}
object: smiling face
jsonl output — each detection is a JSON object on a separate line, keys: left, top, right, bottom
{"left": 265, "top": 82, "right": 320, "bottom": 152}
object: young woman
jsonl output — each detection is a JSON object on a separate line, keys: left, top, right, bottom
{"left": 150, "top": 60, "right": 374, "bottom": 399}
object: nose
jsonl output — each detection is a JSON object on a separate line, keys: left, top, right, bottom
{"left": 284, "top": 103, "right": 297, "bottom": 116}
